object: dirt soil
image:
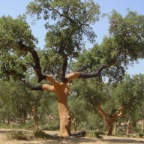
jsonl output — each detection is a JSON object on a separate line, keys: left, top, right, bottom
{"left": 0, "top": 129, "right": 144, "bottom": 144}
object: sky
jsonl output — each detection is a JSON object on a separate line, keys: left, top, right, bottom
{"left": 0, "top": 0, "right": 144, "bottom": 76}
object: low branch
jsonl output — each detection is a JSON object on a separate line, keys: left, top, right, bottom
{"left": 42, "top": 84, "right": 55, "bottom": 92}
{"left": 96, "top": 104, "right": 108, "bottom": 117}
{"left": 66, "top": 72, "right": 80, "bottom": 82}
{"left": 20, "top": 78, "right": 43, "bottom": 91}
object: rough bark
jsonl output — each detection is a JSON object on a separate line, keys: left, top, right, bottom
{"left": 58, "top": 101, "right": 71, "bottom": 136}
{"left": 42, "top": 73, "right": 80, "bottom": 136}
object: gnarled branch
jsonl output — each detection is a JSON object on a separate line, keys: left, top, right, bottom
{"left": 96, "top": 104, "right": 108, "bottom": 117}
{"left": 20, "top": 78, "right": 43, "bottom": 91}
{"left": 18, "top": 41, "right": 46, "bottom": 82}
{"left": 79, "top": 64, "right": 108, "bottom": 78}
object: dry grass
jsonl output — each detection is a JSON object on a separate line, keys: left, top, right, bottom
{"left": 0, "top": 129, "right": 144, "bottom": 144}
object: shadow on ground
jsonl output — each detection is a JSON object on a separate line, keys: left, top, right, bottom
{"left": 1, "top": 129, "right": 144, "bottom": 144}
{"left": 102, "top": 137, "right": 144, "bottom": 144}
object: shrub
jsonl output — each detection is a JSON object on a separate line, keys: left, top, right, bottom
{"left": 33, "top": 130, "right": 54, "bottom": 139}
{"left": 7, "top": 131, "right": 29, "bottom": 140}
{"left": 138, "top": 132, "right": 144, "bottom": 138}
{"left": 87, "top": 131, "right": 103, "bottom": 138}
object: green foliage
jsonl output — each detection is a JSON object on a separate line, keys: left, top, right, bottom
{"left": 44, "top": 121, "right": 59, "bottom": 131}
{"left": 34, "top": 130, "right": 54, "bottom": 139}
{"left": 87, "top": 131, "right": 103, "bottom": 138}
{"left": 138, "top": 132, "right": 144, "bottom": 138}
{"left": 0, "top": 16, "right": 38, "bottom": 80}
{"left": 27, "top": 0, "right": 100, "bottom": 58}
{"left": 1, "top": 1, "right": 144, "bottom": 136}
{"left": 0, "top": 78, "right": 52, "bottom": 129}
{"left": 109, "top": 10, "right": 144, "bottom": 60}
{"left": 39, "top": 49, "right": 63, "bottom": 80}
{"left": 71, "top": 78, "right": 108, "bottom": 107}
{"left": 23, "top": 119, "right": 35, "bottom": 129}
{"left": 0, "top": 16, "right": 37, "bottom": 52}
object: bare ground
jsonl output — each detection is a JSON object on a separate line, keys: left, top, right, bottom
{"left": 0, "top": 129, "right": 144, "bottom": 144}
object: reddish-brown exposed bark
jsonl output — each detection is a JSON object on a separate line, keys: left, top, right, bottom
{"left": 41, "top": 72, "right": 80, "bottom": 136}
{"left": 96, "top": 105, "right": 125, "bottom": 135}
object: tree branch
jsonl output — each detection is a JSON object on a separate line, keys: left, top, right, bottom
{"left": 96, "top": 104, "right": 108, "bottom": 117}
{"left": 18, "top": 41, "right": 46, "bottom": 82}
{"left": 42, "top": 84, "right": 55, "bottom": 92}
{"left": 112, "top": 106, "right": 125, "bottom": 121}
{"left": 79, "top": 64, "right": 108, "bottom": 78}
{"left": 61, "top": 56, "right": 68, "bottom": 83}
{"left": 66, "top": 72, "right": 80, "bottom": 82}
{"left": 20, "top": 78, "right": 43, "bottom": 91}
{"left": 45, "top": 75, "right": 58, "bottom": 87}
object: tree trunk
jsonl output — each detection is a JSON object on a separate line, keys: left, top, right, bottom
{"left": 32, "top": 106, "right": 39, "bottom": 129}
{"left": 56, "top": 84, "right": 71, "bottom": 137}
{"left": 43, "top": 82, "right": 72, "bottom": 136}
{"left": 142, "top": 119, "right": 144, "bottom": 132}
{"left": 42, "top": 74, "right": 80, "bottom": 137}
{"left": 22, "top": 111, "right": 27, "bottom": 125}
{"left": 58, "top": 102, "right": 71, "bottom": 136}
{"left": 126, "top": 119, "right": 131, "bottom": 135}
{"left": 113, "top": 122, "right": 117, "bottom": 135}
{"left": 132, "top": 120, "right": 137, "bottom": 131}
{"left": 106, "top": 121, "right": 114, "bottom": 136}
{"left": 7, "top": 117, "right": 10, "bottom": 124}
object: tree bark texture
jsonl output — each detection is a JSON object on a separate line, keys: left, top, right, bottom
{"left": 42, "top": 73, "right": 80, "bottom": 136}
{"left": 107, "top": 120, "right": 114, "bottom": 136}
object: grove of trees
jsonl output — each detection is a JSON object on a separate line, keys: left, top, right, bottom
{"left": 0, "top": 0, "right": 144, "bottom": 137}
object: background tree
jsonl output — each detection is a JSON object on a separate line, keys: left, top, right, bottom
{"left": 113, "top": 74, "right": 144, "bottom": 133}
